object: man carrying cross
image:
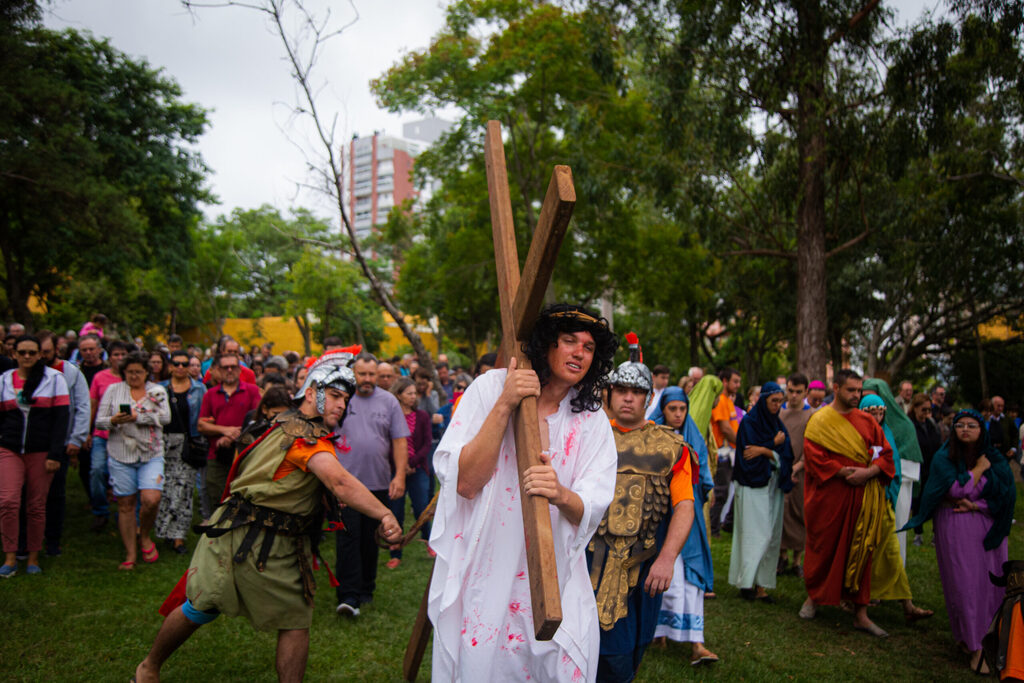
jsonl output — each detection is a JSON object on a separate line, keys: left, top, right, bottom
{"left": 427, "top": 304, "right": 618, "bottom": 681}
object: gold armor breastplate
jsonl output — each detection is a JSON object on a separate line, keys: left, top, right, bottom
{"left": 590, "top": 423, "right": 685, "bottom": 630}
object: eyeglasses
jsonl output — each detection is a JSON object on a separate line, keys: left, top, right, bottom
{"left": 170, "top": 360, "right": 189, "bottom": 367}
{"left": 220, "top": 365, "right": 240, "bottom": 371}
{"left": 16, "top": 349, "right": 38, "bottom": 357}
{"left": 455, "top": 384, "right": 467, "bottom": 391}
{"left": 954, "top": 422, "right": 981, "bottom": 430}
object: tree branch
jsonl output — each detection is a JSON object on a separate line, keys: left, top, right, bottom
{"left": 944, "top": 171, "right": 1024, "bottom": 188}
{"left": 825, "top": 228, "right": 870, "bottom": 259}
{"left": 722, "top": 248, "right": 797, "bottom": 260}
{"left": 826, "top": 0, "right": 880, "bottom": 48}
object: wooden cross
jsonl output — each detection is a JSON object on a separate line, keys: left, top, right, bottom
{"left": 486, "top": 119, "right": 576, "bottom": 640}
{"left": 402, "top": 120, "right": 576, "bottom": 680}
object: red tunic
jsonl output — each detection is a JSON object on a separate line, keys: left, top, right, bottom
{"left": 803, "top": 408, "right": 895, "bottom": 606}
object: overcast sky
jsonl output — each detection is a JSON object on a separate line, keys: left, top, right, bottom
{"left": 44, "top": 0, "right": 942, "bottom": 224}
{"left": 46, "top": 0, "right": 452, "bottom": 221}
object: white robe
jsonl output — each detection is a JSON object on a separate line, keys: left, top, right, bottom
{"left": 428, "top": 370, "right": 617, "bottom": 682}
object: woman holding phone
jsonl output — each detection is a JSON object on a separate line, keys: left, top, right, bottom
{"left": 96, "top": 352, "right": 170, "bottom": 570}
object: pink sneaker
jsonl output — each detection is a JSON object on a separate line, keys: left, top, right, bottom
{"left": 386, "top": 558, "right": 401, "bottom": 569}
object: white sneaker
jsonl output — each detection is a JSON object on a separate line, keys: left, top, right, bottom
{"left": 336, "top": 602, "right": 360, "bottom": 617}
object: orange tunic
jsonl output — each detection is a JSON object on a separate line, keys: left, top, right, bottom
{"left": 711, "top": 393, "right": 737, "bottom": 448}
{"left": 272, "top": 438, "right": 334, "bottom": 481}
{"left": 1002, "top": 604, "right": 1024, "bottom": 680}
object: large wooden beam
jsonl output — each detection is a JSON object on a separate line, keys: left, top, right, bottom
{"left": 484, "top": 120, "right": 563, "bottom": 640}
{"left": 484, "top": 120, "right": 522, "bottom": 367}
{"left": 402, "top": 564, "right": 434, "bottom": 682}
{"left": 513, "top": 165, "right": 576, "bottom": 341}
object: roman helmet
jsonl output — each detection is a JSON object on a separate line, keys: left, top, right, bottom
{"left": 607, "top": 332, "right": 652, "bottom": 406}
{"left": 294, "top": 347, "right": 359, "bottom": 414}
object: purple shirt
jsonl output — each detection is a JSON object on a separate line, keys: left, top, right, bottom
{"left": 334, "top": 387, "right": 409, "bottom": 491}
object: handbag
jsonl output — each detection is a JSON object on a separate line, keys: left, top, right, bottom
{"left": 182, "top": 434, "right": 209, "bottom": 469}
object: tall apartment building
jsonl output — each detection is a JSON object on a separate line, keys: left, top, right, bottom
{"left": 347, "top": 116, "right": 452, "bottom": 241}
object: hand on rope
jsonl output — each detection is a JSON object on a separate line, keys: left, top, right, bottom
{"left": 376, "top": 490, "right": 440, "bottom": 550}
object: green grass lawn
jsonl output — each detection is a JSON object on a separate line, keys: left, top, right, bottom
{"left": 2, "top": 480, "right": 1021, "bottom": 681}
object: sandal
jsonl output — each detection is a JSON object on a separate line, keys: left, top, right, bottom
{"left": 853, "top": 622, "right": 889, "bottom": 638}
{"left": 119, "top": 561, "right": 136, "bottom": 571}
{"left": 691, "top": 652, "right": 720, "bottom": 666}
{"left": 905, "top": 606, "right": 935, "bottom": 624}
{"left": 140, "top": 542, "right": 159, "bottom": 564}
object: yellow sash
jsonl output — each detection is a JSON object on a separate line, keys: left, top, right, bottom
{"left": 805, "top": 405, "right": 887, "bottom": 593}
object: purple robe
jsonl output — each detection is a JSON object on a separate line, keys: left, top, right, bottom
{"left": 934, "top": 474, "right": 1008, "bottom": 651}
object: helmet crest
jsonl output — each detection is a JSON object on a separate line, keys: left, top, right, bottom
{"left": 607, "top": 331, "right": 652, "bottom": 403}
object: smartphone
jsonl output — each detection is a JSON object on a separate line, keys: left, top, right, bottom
{"left": 119, "top": 404, "right": 131, "bottom": 415}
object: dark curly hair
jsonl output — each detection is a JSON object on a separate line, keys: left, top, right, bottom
{"left": 522, "top": 303, "right": 618, "bottom": 413}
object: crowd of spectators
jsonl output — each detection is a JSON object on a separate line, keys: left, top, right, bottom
{"left": 0, "top": 319, "right": 480, "bottom": 580}
{"left": 0, "top": 315, "right": 1020, "bottom": 677}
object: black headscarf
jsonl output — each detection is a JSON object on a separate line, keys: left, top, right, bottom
{"left": 733, "top": 382, "right": 793, "bottom": 492}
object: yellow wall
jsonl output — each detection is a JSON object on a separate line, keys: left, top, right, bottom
{"left": 979, "top": 317, "right": 1023, "bottom": 342}
{"left": 178, "top": 317, "right": 314, "bottom": 354}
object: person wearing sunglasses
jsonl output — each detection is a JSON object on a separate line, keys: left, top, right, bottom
{"left": 0, "top": 335, "right": 71, "bottom": 577}
{"left": 156, "top": 350, "right": 207, "bottom": 554}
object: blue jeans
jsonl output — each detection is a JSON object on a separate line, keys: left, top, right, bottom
{"left": 89, "top": 437, "right": 110, "bottom": 517}
{"left": 388, "top": 466, "right": 435, "bottom": 559}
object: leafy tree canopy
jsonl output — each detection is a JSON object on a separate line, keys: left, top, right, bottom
{"left": 0, "top": 21, "right": 211, "bottom": 325}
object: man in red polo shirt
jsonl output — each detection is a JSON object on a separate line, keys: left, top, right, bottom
{"left": 197, "top": 353, "right": 260, "bottom": 518}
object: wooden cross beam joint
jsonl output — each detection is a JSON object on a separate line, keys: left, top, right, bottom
{"left": 484, "top": 119, "right": 576, "bottom": 640}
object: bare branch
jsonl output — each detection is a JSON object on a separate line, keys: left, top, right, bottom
{"left": 944, "top": 171, "right": 1024, "bottom": 188}
{"left": 722, "top": 166, "right": 776, "bottom": 241}
{"left": 826, "top": 0, "right": 881, "bottom": 48}
{"left": 186, "top": 0, "right": 446, "bottom": 377}
{"left": 722, "top": 248, "right": 797, "bottom": 260}
{"left": 825, "top": 228, "right": 870, "bottom": 259}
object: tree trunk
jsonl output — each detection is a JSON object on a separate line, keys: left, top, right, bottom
{"left": 976, "top": 329, "right": 989, "bottom": 400}
{"left": 294, "top": 314, "right": 312, "bottom": 357}
{"left": 321, "top": 299, "right": 333, "bottom": 342}
{"left": 2, "top": 248, "right": 33, "bottom": 329}
{"left": 688, "top": 305, "right": 701, "bottom": 368}
{"left": 828, "top": 326, "right": 844, "bottom": 378}
{"left": 353, "top": 315, "right": 366, "bottom": 348}
{"left": 865, "top": 319, "right": 883, "bottom": 377}
{"left": 795, "top": 0, "right": 829, "bottom": 382}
